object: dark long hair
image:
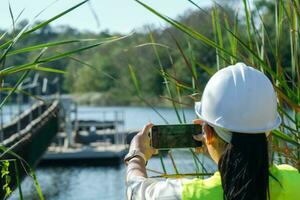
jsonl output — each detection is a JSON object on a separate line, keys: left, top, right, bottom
{"left": 218, "top": 132, "right": 269, "bottom": 200}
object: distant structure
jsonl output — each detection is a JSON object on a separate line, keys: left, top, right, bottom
{"left": 41, "top": 95, "right": 128, "bottom": 166}
{"left": 0, "top": 73, "right": 132, "bottom": 198}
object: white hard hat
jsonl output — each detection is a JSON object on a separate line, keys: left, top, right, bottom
{"left": 195, "top": 62, "right": 281, "bottom": 135}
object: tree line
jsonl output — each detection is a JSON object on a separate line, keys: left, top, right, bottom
{"left": 2, "top": 0, "right": 289, "bottom": 106}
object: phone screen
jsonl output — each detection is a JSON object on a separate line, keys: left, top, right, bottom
{"left": 150, "top": 124, "right": 202, "bottom": 149}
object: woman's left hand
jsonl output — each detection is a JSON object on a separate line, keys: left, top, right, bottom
{"left": 192, "top": 119, "right": 208, "bottom": 154}
{"left": 129, "top": 123, "right": 158, "bottom": 161}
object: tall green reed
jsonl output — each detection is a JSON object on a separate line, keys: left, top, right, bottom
{"left": 133, "top": 0, "right": 300, "bottom": 175}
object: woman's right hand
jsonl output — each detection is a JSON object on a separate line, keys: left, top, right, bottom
{"left": 192, "top": 119, "right": 208, "bottom": 155}
{"left": 128, "top": 123, "right": 157, "bottom": 161}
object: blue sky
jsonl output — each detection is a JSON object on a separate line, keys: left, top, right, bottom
{"left": 0, "top": 0, "right": 211, "bottom": 33}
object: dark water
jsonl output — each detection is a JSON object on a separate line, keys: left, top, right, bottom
{"left": 8, "top": 106, "right": 216, "bottom": 200}
{"left": 13, "top": 166, "right": 126, "bottom": 200}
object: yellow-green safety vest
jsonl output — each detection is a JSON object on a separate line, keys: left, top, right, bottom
{"left": 182, "top": 164, "right": 300, "bottom": 200}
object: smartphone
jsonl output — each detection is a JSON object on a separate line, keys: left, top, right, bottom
{"left": 150, "top": 124, "right": 202, "bottom": 149}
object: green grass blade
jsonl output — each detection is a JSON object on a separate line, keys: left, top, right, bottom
{"left": 212, "top": 6, "right": 225, "bottom": 69}
{"left": 128, "top": 64, "right": 141, "bottom": 96}
{"left": 8, "top": 2, "right": 15, "bottom": 36}
{"left": 159, "top": 152, "right": 167, "bottom": 174}
{"left": 0, "top": 0, "right": 89, "bottom": 51}
{"left": 195, "top": 61, "right": 216, "bottom": 76}
{"left": 272, "top": 130, "right": 300, "bottom": 147}
{"left": 174, "top": 80, "right": 187, "bottom": 123}
{"left": 278, "top": 107, "right": 298, "bottom": 125}
{"left": 0, "top": 22, "right": 30, "bottom": 53}
{"left": 0, "top": 87, "right": 44, "bottom": 102}
{"left": 187, "top": 41, "right": 197, "bottom": 90}
{"left": 1, "top": 35, "right": 128, "bottom": 76}
{"left": 0, "top": 5, "right": 24, "bottom": 42}
{"left": 0, "top": 139, "right": 45, "bottom": 199}
{"left": 224, "top": 14, "right": 238, "bottom": 63}
{"left": 135, "top": 0, "right": 237, "bottom": 62}
{"left": 14, "top": 160, "right": 23, "bottom": 200}
{"left": 25, "top": 0, "right": 88, "bottom": 36}
{"left": 223, "top": 27, "right": 297, "bottom": 96}
{"left": 128, "top": 64, "right": 169, "bottom": 124}
{"left": 31, "top": 170, "right": 44, "bottom": 200}
{"left": 187, "top": 0, "right": 209, "bottom": 14}
{"left": 0, "top": 47, "right": 47, "bottom": 108}
{"left": 168, "top": 151, "right": 179, "bottom": 174}
{"left": 243, "top": 0, "right": 254, "bottom": 64}
{"left": 160, "top": 96, "right": 193, "bottom": 107}
{"left": 170, "top": 33, "right": 200, "bottom": 90}
{"left": 30, "top": 66, "right": 66, "bottom": 74}
{"left": 149, "top": 32, "right": 182, "bottom": 123}
{"left": 62, "top": 54, "right": 117, "bottom": 81}
{"left": 0, "top": 23, "right": 30, "bottom": 64}
{"left": 7, "top": 39, "right": 95, "bottom": 56}
{"left": 0, "top": 70, "right": 30, "bottom": 109}
{"left": 38, "top": 42, "right": 104, "bottom": 63}
{"left": 1, "top": 42, "right": 105, "bottom": 76}
{"left": 189, "top": 149, "right": 208, "bottom": 173}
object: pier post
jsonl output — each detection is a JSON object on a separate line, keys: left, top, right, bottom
{"left": 17, "top": 85, "right": 22, "bottom": 135}
{"left": 114, "top": 111, "right": 118, "bottom": 145}
{"left": 61, "top": 97, "right": 73, "bottom": 148}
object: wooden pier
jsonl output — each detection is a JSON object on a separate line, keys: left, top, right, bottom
{"left": 0, "top": 96, "right": 134, "bottom": 198}
{"left": 0, "top": 100, "right": 59, "bottom": 198}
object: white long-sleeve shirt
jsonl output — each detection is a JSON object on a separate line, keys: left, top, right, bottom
{"left": 126, "top": 152, "right": 217, "bottom": 199}
{"left": 127, "top": 176, "right": 189, "bottom": 200}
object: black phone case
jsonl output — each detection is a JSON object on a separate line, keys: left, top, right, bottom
{"left": 151, "top": 124, "right": 202, "bottom": 149}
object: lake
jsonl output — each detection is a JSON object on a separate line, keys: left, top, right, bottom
{"left": 8, "top": 106, "right": 216, "bottom": 200}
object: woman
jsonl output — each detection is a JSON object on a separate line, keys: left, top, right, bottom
{"left": 125, "top": 62, "right": 300, "bottom": 200}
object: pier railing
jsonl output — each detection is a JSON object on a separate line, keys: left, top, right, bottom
{"left": 2, "top": 101, "right": 59, "bottom": 147}
{"left": 72, "top": 108, "right": 126, "bottom": 145}
{"left": 1, "top": 102, "right": 48, "bottom": 143}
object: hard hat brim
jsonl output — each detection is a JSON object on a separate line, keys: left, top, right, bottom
{"left": 194, "top": 101, "right": 282, "bottom": 133}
